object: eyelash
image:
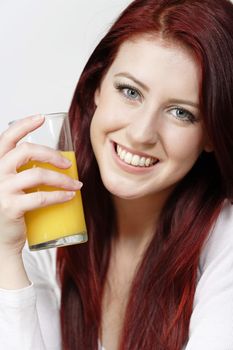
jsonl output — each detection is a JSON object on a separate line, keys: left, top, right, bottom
{"left": 114, "top": 82, "right": 198, "bottom": 123}
{"left": 168, "top": 107, "right": 197, "bottom": 123}
{"left": 114, "top": 82, "right": 142, "bottom": 101}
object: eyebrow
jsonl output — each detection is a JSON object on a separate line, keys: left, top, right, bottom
{"left": 167, "top": 99, "right": 200, "bottom": 109}
{"left": 114, "top": 72, "right": 200, "bottom": 110}
{"left": 114, "top": 72, "right": 150, "bottom": 92}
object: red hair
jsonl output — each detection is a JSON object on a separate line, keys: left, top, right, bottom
{"left": 57, "top": 0, "right": 233, "bottom": 349}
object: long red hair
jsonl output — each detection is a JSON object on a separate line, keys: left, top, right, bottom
{"left": 57, "top": 0, "right": 233, "bottom": 349}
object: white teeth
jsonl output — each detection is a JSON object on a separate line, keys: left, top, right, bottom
{"left": 131, "top": 155, "right": 140, "bottom": 166}
{"left": 139, "top": 157, "right": 146, "bottom": 167}
{"left": 120, "top": 149, "right": 126, "bottom": 160}
{"left": 116, "top": 144, "right": 157, "bottom": 167}
{"left": 125, "top": 152, "right": 132, "bottom": 164}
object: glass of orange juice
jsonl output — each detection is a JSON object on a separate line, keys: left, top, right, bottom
{"left": 18, "top": 112, "right": 87, "bottom": 251}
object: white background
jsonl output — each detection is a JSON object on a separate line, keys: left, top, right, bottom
{"left": 0, "top": 0, "right": 232, "bottom": 133}
{"left": 0, "top": 0, "right": 131, "bottom": 132}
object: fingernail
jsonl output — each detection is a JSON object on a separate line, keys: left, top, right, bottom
{"left": 32, "top": 114, "right": 44, "bottom": 122}
{"left": 66, "top": 191, "right": 76, "bottom": 198}
{"left": 72, "top": 179, "right": 83, "bottom": 188}
{"left": 76, "top": 181, "right": 83, "bottom": 189}
{"left": 63, "top": 159, "right": 72, "bottom": 166}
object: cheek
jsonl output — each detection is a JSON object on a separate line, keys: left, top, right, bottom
{"left": 164, "top": 126, "right": 205, "bottom": 162}
{"left": 90, "top": 111, "right": 100, "bottom": 152}
{"left": 90, "top": 99, "right": 127, "bottom": 139}
{"left": 90, "top": 107, "right": 107, "bottom": 136}
{"left": 89, "top": 106, "right": 113, "bottom": 153}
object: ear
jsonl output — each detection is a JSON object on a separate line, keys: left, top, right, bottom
{"left": 94, "top": 88, "right": 100, "bottom": 106}
{"left": 203, "top": 136, "right": 214, "bottom": 153}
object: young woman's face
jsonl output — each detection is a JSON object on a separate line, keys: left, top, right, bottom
{"left": 90, "top": 37, "right": 212, "bottom": 201}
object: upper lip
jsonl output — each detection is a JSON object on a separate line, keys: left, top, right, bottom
{"left": 113, "top": 141, "right": 158, "bottom": 160}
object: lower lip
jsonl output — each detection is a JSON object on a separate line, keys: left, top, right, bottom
{"left": 111, "top": 142, "right": 159, "bottom": 174}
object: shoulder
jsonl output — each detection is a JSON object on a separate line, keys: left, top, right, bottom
{"left": 187, "top": 202, "right": 233, "bottom": 348}
{"left": 199, "top": 200, "right": 233, "bottom": 272}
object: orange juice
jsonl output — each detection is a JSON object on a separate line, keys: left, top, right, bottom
{"left": 19, "top": 151, "right": 87, "bottom": 250}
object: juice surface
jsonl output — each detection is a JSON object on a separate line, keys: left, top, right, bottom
{"left": 19, "top": 151, "right": 87, "bottom": 246}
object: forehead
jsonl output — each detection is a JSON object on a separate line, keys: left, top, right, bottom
{"left": 112, "top": 35, "right": 199, "bottom": 75}
{"left": 105, "top": 36, "right": 200, "bottom": 101}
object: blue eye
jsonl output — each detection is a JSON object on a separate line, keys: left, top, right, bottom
{"left": 169, "top": 107, "right": 197, "bottom": 123}
{"left": 123, "top": 87, "right": 140, "bottom": 100}
{"left": 115, "top": 83, "right": 142, "bottom": 101}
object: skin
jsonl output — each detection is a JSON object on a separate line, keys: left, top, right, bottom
{"left": 0, "top": 35, "right": 213, "bottom": 349}
{"left": 0, "top": 115, "right": 82, "bottom": 289}
{"left": 90, "top": 36, "right": 212, "bottom": 349}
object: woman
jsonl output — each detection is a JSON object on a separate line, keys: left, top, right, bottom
{"left": 0, "top": 0, "right": 232, "bottom": 349}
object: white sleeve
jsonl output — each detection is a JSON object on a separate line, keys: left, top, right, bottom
{"left": 185, "top": 203, "right": 233, "bottom": 350}
{"left": 0, "top": 246, "right": 61, "bottom": 350}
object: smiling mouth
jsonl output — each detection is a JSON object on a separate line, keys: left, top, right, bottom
{"left": 114, "top": 143, "right": 158, "bottom": 168}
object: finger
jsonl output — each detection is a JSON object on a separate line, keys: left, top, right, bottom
{"left": 4, "top": 167, "right": 82, "bottom": 193}
{"left": 0, "top": 142, "right": 72, "bottom": 174}
{"left": 0, "top": 115, "right": 45, "bottom": 158}
{"left": 1, "top": 191, "right": 77, "bottom": 220}
{"left": 16, "top": 190, "right": 77, "bottom": 215}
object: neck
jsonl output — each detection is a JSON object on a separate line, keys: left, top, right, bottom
{"left": 112, "top": 193, "right": 167, "bottom": 255}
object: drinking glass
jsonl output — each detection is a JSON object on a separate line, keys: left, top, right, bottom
{"left": 18, "top": 112, "right": 87, "bottom": 250}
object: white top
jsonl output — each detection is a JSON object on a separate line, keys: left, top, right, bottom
{"left": 0, "top": 202, "right": 233, "bottom": 350}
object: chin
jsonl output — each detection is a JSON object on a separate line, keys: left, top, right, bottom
{"left": 102, "top": 179, "right": 143, "bottom": 200}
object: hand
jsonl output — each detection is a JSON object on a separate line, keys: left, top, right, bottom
{"left": 0, "top": 115, "right": 82, "bottom": 255}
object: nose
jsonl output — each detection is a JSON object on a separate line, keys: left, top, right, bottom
{"left": 125, "top": 106, "right": 160, "bottom": 147}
